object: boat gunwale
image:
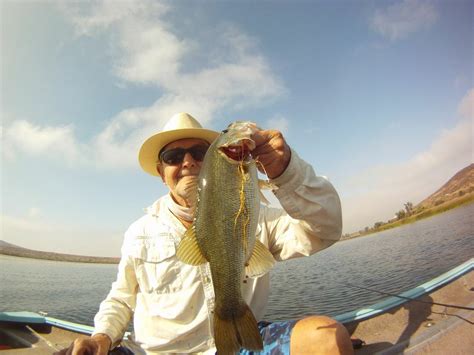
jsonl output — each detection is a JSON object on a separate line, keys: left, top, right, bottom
{"left": 333, "top": 258, "right": 473, "bottom": 324}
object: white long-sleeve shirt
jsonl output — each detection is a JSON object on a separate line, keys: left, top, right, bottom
{"left": 93, "top": 150, "right": 342, "bottom": 354}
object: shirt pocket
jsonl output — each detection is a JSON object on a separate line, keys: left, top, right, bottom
{"left": 131, "top": 235, "right": 183, "bottom": 294}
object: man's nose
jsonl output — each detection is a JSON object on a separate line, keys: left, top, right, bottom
{"left": 181, "top": 152, "right": 197, "bottom": 167}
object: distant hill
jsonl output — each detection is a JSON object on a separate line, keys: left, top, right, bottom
{"left": 417, "top": 163, "right": 474, "bottom": 209}
{"left": 0, "top": 240, "right": 120, "bottom": 264}
{"left": 344, "top": 163, "right": 474, "bottom": 238}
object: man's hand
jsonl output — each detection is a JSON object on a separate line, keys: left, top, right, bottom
{"left": 54, "top": 333, "right": 111, "bottom": 355}
{"left": 175, "top": 175, "right": 199, "bottom": 207}
{"left": 252, "top": 129, "right": 291, "bottom": 179}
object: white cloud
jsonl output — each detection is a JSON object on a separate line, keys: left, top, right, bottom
{"left": 341, "top": 114, "right": 472, "bottom": 233}
{"left": 61, "top": 0, "right": 284, "bottom": 102}
{"left": 3, "top": 120, "right": 88, "bottom": 166}
{"left": 91, "top": 94, "right": 219, "bottom": 169}
{"left": 59, "top": 0, "right": 169, "bottom": 36}
{"left": 2, "top": 0, "right": 284, "bottom": 169}
{"left": 371, "top": 0, "right": 438, "bottom": 41}
{"left": 115, "top": 21, "right": 189, "bottom": 85}
{"left": 264, "top": 115, "right": 290, "bottom": 135}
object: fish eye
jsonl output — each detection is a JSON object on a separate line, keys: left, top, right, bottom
{"left": 221, "top": 129, "right": 228, "bottom": 133}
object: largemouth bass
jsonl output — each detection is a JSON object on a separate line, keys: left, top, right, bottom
{"left": 176, "top": 121, "right": 275, "bottom": 354}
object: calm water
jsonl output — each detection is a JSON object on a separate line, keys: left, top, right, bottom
{"left": 1, "top": 204, "right": 473, "bottom": 325}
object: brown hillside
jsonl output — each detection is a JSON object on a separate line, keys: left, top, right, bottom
{"left": 0, "top": 240, "right": 120, "bottom": 264}
{"left": 417, "top": 163, "right": 474, "bottom": 208}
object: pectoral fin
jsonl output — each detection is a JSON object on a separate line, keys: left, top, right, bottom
{"left": 176, "top": 225, "right": 208, "bottom": 265}
{"left": 245, "top": 240, "right": 275, "bottom": 278}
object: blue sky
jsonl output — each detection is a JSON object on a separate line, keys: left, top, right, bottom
{"left": 1, "top": 0, "right": 472, "bottom": 257}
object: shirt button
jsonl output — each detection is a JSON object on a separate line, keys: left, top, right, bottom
{"left": 204, "top": 276, "right": 210, "bottom": 283}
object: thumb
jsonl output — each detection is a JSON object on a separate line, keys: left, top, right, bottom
{"left": 96, "top": 343, "right": 109, "bottom": 355}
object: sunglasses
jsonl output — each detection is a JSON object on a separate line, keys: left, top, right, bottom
{"left": 159, "top": 144, "right": 209, "bottom": 165}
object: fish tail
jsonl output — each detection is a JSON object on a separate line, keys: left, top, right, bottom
{"left": 214, "top": 305, "right": 263, "bottom": 354}
{"left": 234, "top": 304, "right": 263, "bottom": 351}
{"left": 214, "top": 314, "right": 240, "bottom": 354}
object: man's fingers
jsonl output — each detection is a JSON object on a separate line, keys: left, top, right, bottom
{"left": 179, "top": 177, "right": 197, "bottom": 187}
{"left": 179, "top": 176, "right": 198, "bottom": 186}
{"left": 55, "top": 336, "right": 107, "bottom": 355}
{"left": 251, "top": 129, "right": 274, "bottom": 148}
{"left": 252, "top": 130, "right": 286, "bottom": 152}
{"left": 71, "top": 338, "right": 97, "bottom": 355}
{"left": 251, "top": 129, "right": 290, "bottom": 179}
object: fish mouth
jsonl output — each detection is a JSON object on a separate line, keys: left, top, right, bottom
{"left": 219, "top": 141, "right": 253, "bottom": 162}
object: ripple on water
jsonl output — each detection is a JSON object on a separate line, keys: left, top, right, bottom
{"left": 1, "top": 204, "right": 473, "bottom": 324}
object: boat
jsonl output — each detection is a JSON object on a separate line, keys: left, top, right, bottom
{"left": 336, "top": 258, "right": 473, "bottom": 354}
{"left": 1, "top": 258, "right": 472, "bottom": 354}
{"left": 0, "top": 312, "right": 138, "bottom": 354}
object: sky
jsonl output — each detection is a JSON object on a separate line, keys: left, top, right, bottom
{"left": 1, "top": 0, "right": 472, "bottom": 257}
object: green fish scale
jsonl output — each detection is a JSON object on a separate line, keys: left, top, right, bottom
{"left": 194, "top": 135, "right": 259, "bottom": 319}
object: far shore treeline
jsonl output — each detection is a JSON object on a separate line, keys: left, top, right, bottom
{"left": 0, "top": 240, "right": 120, "bottom": 264}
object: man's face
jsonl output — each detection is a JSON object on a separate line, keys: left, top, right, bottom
{"left": 157, "top": 138, "right": 209, "bottom": 205}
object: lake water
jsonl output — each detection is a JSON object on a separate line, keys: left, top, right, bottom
{"left": 1, "top": 204, "right": 473, "bottom": 326}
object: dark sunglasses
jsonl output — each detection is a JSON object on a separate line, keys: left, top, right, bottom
{"left": 159, "top": 144, "right": 209, "bottom": 165}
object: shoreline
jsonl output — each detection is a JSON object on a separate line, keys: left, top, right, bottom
{"left": 0, "top": 248, "right": 120, "bottom": 264}
{"left": 343, "top": 194, "right": 474, "bottom": 241}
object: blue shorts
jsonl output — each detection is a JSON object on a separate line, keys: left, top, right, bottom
{"left": 239, "top": 320, "right": 298, "bottom": 355}
{"left": 111, "top": 320, "right": 298, "bottom": 355}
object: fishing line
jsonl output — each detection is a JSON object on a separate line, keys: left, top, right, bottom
{"left": 255, "top": 158, "right": 270, "bottom": 179}
{"left": 338, "top": 281, "right": 474, "bottom": 311}
{"left": 234, "top": 161, "right": 250, "bottom": 255}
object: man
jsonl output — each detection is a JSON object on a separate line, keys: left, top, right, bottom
{"left": 60, "top": 113, "right": 352, "bottom": 354}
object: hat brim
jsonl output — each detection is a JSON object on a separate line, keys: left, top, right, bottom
{"left": 139, "top": 128, "right": 220, "bottom": 176}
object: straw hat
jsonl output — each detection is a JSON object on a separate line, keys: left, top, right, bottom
{"left": 139, "top": 112, "right": 219, "bottom": 176}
